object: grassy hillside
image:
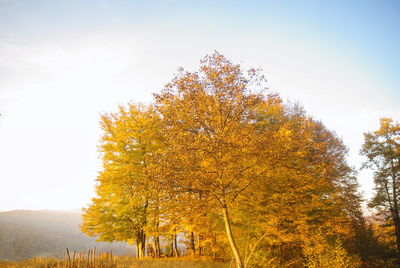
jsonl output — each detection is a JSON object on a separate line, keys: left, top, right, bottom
{"left": 0, "top": 210, "right": 135, "bottom": 261}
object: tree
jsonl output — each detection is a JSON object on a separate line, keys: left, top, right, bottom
{"left": 154, "top": 52, "right": 362, "bottom": 267}
{"left": 154, "top": 52, "right": 276, "bottom": 267}
{"left": 236, "top": 106, "right": 364, "bottom": 266}
{"left": 81, "top": 52, "right": 365, "bottom": 267}
{"left": 361, "top": 118, "right": 400, "bottom": 254}
{"left": 81, "top": 104, "right": 163, "bottom": 258}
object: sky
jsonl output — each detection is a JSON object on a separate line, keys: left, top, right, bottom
{"left": 0, "top": 0, "right": 399, "bottom": 211}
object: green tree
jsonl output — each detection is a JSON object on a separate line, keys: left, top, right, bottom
{"left": 361, "top": 118, "right": 400, "bottom": 254}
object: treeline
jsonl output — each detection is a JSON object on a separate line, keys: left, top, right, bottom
{"left": 81, "top": 52, "right": 399, "bottom": 267}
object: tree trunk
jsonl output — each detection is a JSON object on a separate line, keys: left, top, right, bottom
{"left": 174, "top": 233, "right": 180, "bottom": 257}
{"left": 212, "top": 231, "right": 217, "bottom": 260}
{"left": 391, "top": 185, "right": 400, "bottom": 255}
{"left": 390, "top": 160, "right": 400, "bottom": 255}
{"left": 147, "top": 243, "right": 155, "bottom": 258}
{"left": 169, "top": 240, "right": 174, "bottom": 257}
{"left": 198, "top": 233, "right": 203, "bottom": 256}
{"left": 136, "top": 242, "right": 143, "bottom": 259}
{"left": 154, "top": 202, "right": 161, "bottom": 258}
{"left": 190, "top": 231, "right": 196, "bottom": 256}
{"left": 222, "top": 207, "right": 244, "bottom": 268}
{"left": 136, "top": 200, "right": 148, "bottom": 258}
{"left": 154, "top": 235, "right": 161, "bottom": 258}
{"left": 136, "top": 230, "right": 146, "bottom": 258}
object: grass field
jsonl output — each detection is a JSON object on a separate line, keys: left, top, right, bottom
{"left": 0, "top": 256, "right": 230, "bottom": 268}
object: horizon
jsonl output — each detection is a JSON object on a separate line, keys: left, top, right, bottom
{"left": 0, "top": 208, "right": 82, "bottom": 212}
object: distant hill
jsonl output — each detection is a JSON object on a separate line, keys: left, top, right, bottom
{"left": 0, "top": 210, "right": 135, "bottom": 261}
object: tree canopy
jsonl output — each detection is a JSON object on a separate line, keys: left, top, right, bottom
{"left": 82, "top": 52, "right": 366, "bottom": 267}
{"left": 362, "top": 118, "right": 400, "bottom": 254}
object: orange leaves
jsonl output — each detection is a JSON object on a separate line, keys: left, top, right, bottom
{"left": 82, "top": 52, "right": 364, "bottom": 264}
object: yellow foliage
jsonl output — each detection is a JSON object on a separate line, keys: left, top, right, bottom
{"left": 303, "top": 232, "right": 361, "bottom": 268}
{"left": 80, "top": 52, "right": 366, "bottom": 267}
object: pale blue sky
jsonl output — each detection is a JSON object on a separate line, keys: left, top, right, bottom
{"left": 0, "top": 0, "right": 399, "bottom": 211}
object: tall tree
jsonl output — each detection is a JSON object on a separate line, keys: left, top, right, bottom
{"left": 237, "top": 106, "right": 363, "bottom": 266}
{"left": 81, "top": 104, "right": 163, "bottom": 258}
{"left": 154, "top": 52, "right": 275, "bottom": 267}
{"left": 81, "top": 52, "right": 365, "bottom": 266}
{"left": 361, "top": 118, "right": 400, "bottom": 254}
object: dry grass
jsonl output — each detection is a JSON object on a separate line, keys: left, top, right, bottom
{"left": 0, "top": 251, "right": 229, "bottom": 268}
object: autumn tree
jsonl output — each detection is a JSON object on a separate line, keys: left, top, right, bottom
{"left": 361, "top": 118, "right": 400, "bottom": 254}
{"left": 154, "top": 52, "right": 277, "bottom": 267}
{"left": 81, "top": 52, "right": 365, "bottom": 267}
{"left": 153, "top": 52, "right": 362, "bottom": 267}
{"left": 81, "top": 104, "right": 163, "bottom": 258}
{"left": 235, "top": 105, "right": 363, "bottom": 266}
